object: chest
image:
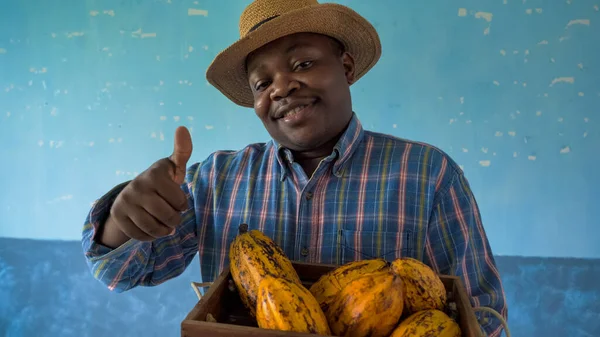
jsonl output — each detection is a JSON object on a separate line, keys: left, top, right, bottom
{"left": 196, "top": 163, "right": 437, "bottom": 281}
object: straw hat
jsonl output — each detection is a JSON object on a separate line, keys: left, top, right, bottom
{"left": 205, "top": 0, "right": 382, "bottom": 107}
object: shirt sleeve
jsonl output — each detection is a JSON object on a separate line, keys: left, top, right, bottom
{"left": 423, "top": 170, "right": 508, "bottom": 337}
{"left": 80, "top": 164, "right": 200, "bottom": 293}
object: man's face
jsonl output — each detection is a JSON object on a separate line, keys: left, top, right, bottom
{"left": 246, "top": 33, "right": 356, "bottom": 152}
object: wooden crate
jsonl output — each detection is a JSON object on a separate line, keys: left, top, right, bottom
{"left": 181, "top": 262, "right": 483, "bottom": 337}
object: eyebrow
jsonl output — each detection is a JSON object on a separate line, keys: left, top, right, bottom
{"left": 285, "top": 42, "right": 314, "bottom": 54}
{"left": 247, "top": 42, "right": 315, "bottom": 75}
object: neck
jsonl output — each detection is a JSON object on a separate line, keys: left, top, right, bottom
{"left": 292, "top": 128, "right": 344, "bottom": 177}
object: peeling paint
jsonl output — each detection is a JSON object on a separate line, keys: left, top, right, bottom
{"left": 188, "top": 8, "right": 208, "bottom": 16}
{"left": 508, "top": 131, "right": 516, "bottom": 137}
{"left": 479, "top": 160, "right": 491, "bottom": 167}
{"left": 47, "top": 195, "right": 73, "bottom": 204}
{"left": 538, "top": 40, "right": 548, "bottom": 45}
{"left": 458, "top": 8, "right": 467, "bottom": 17}
{"left": 131, "top": 29, "right": 156, "bottom": 39}
{"left": 528, "top": 155, "right": 537, "bottom": 161}
{"left": 560, "top": 146, "right": 571, "bottom": 154}
{"left": 549, "top": 77, "right": 574, "bottom": 86}
{"left": 66, "top": 32, "right": 84, "bottom": 38}
{"left": 0, "top": 48, "right": 6, "bottom": 54}
{"left": 566, "top": 19, "right": 590, "bottom": 28}
{"left": 475, "top": 12, "right": 493, "bottom": 22}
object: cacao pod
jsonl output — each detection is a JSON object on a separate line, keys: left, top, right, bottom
{"left": 309, "top": 258, "right": 389, "bottom": 313}
{"left": 391, "top": 257, "right": 447, "bottom": 314}
{"left": 256, "top": 275, "right": 332, "bottom": 335}
{"left": 229, "top": 224, "right": 301, "bottom": 316}
{"left": 326, "top": 269, "right": 405, "bottom": 337}
{"left": 389, "top": 309, "right": 461, "bottom": 337}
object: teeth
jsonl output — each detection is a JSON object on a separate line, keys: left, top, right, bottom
{"left": 283, "top": 105, "right": 307, "bottom": 117}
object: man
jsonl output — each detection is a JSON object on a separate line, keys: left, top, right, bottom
{"left": 82, "top": 0, "right": 507, "bottom": 335}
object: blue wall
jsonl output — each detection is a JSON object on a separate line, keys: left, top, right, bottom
{"left": 0, "top": 0, "right": 599, "bottom": 336}
{"left": 1, "top": 239, "right": 598, "bottom": 336}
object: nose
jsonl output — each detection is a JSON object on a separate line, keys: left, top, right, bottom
{"left": 269, "top": 73, "right": 300, "bottom": 101}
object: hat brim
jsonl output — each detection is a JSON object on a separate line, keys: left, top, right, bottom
{"left": 205, "top": 3, "right": 381, "bottom": 108}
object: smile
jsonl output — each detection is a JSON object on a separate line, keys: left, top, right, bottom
{"left": 276, "top": 101, "right": 316, "bottom": 125}
{"left": 283, "top": 104, "right": 309, "bottom": 118}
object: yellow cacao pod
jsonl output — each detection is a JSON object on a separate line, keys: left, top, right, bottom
{"left": 391, "top": 257, "right": 447, "bottom": 314}
{"left": 389, "top": 309, "right": 461, "bottom": 337}
{"left": 256, "top": 276, "right": 332, "bottom": 336}
{"left": 229, "top": 225, "right": 301, "bottom": 316}
{"left": 309, "top": 258, "right": 389, "bottom": 313}
{"left": 326, "top": 269, "right": 405, "bottom": 337}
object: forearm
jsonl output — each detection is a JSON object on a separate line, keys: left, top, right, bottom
{"left": 94, "top": 214, "right": 130, "bottom": 249}
{"left": 83, "top": 206, "right": 198, "bottom": 291}
{"left": 81, "top": 179, "right": 199, "bottom": 292}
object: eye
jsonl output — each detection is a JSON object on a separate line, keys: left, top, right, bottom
{"left": 254, "top": 80, "right": 271, "bottom": 91}
{"left": 294, "top": 60, "right": 313, "bottom": 71}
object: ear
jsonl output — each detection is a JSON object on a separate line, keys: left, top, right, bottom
{"left": 341, "top": 52, "right": 356, "bottom": 84}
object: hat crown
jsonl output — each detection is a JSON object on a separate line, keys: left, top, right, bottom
{"left": 239, "top": 0, "right": 319, "bottom": 37}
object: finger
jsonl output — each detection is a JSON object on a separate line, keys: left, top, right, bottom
{"left": 140, "top": 192, "right": 182, "bottom": 229}
{"left": 169, "top": 126, "right": 193, "bottom": 184}
{"left": 117, "top": 215, "right": 155, "bottom": 242}
{"left": 151, "top": 173, "right": 188, "bottom": 212}
{"left": 129, "top": 206, "right": 172, "bottom": 239}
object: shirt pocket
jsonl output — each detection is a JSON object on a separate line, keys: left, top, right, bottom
{"left": 339, "top": 229, "right": 415, "bottom": 265}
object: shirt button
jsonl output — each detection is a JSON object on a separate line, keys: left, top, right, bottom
{"left": 301, "top": 247, "right": 309, "bottom": 256}
{"left": 305, "top": 192, "right": 313, "bottom": 200}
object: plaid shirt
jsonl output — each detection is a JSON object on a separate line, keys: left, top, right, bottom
{"left": 82, "top": 113, "right": 507, "bottom": 336}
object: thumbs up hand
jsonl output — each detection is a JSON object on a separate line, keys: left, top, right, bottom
{"left": 170, "top": 126, "right": 193, "bottom": 185}
{"left": 101, "top": 127, "right": 194, "bottom": 246}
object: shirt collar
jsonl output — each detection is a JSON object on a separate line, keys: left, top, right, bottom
{"left": 272, "top": 112, "right": 365, "bottom": 180}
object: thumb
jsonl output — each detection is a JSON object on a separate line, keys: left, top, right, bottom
{"left": 169, "top": 126, "right": 193, "bottom": 184}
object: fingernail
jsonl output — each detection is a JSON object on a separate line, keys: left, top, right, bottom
{"left": 170, "top": 229, "right": 176, "bottom": 235}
